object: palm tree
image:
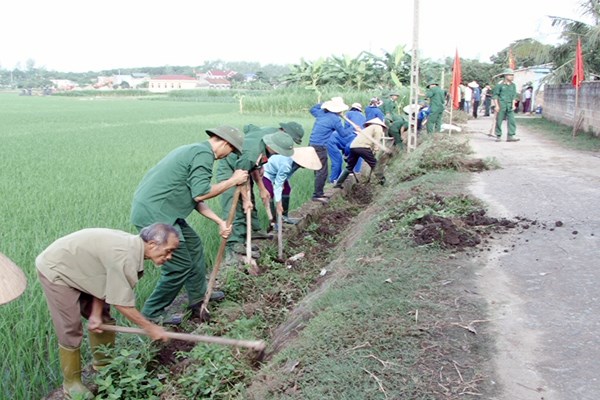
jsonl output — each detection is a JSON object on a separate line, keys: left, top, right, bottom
{"left": 547, "top": 0, "right": 600, "bottom": 83}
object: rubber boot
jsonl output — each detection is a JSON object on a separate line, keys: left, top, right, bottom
{"left": 282, "top": 195, "right": 301, "bottom": 224}
{"left": 89, "top": 326, "right": 116, "bottom": 371}
{"left": 58, "top": 345, "right": 93, "bottom": 399}
{"left": 334, "top": 170, "right": 351, "bottom": 188}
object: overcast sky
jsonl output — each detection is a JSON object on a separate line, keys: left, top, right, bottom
{"left": 0, "top": 0, "right": 589, "bottom": 72}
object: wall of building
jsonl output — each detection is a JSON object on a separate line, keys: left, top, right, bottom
{"left": 543, "top": 82, "right": 600, "bottom": 136}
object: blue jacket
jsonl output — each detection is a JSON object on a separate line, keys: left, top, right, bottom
{"left": 365, "top": 105, "right": 385, "bottom": 122}
{"left": 343, "top": 109, "right": 367, "bottom": 135}
{"left": 308, "top": 103, "right": 348, "bottom": 146}
{"left": 263, "top": 155, "right": 295, "bottom": 202}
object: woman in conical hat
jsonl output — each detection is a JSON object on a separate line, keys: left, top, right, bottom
{"left": 263, "top": 146, "right": 322, "bottom": 225}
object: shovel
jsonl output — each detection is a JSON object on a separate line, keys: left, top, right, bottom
{"left": 98, "top": 324, "right": 266, "bottom": 357}
{"left": 199, "top": 186, "right": 242, "bottom": 322}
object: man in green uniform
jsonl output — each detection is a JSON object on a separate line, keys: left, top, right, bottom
{"left": 425, "top": 82, "right": 445, "bottom": 134}
{"left": 216, "top": 129, "right": 295, "bottom": 264}
{"left": 492, "top": 68, "right": 520, "bottom": 142}
{"left": 131, "top": 126, "right": 249, "bottom": 324}
{"left": 381, "top": 91, "right": 404, "bottom": 146}
{"left": 36, "top": 223, "right": 177, "bottom": 398}
{"left": 237, "top": 122, "right": 305, "bottom": 236}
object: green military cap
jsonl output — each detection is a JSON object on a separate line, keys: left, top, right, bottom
{"left": 243, "top": 124, "right": 261, "bottom": 134}
{"left": 502, "top": 68, "right": 515, "bottom": 76}
{"left": 279, "top": 121, "right": 304, "bottom": 144}
{"left": 205, "top": 125, "right": 244, "bottom": 154}
{"left": 427, "top": 82, "right": 438, "bottom": 88}
{"left": 262, "top": 131, "right": 294, "bottom": 157}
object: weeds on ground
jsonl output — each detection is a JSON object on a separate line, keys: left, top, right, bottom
{"left": 94, "top": 344, "right": 162, "bottom": 400}
{"left": 396, "top": 134, "right": 491, "bottom": 181}
{"left": 519, "top": 117, "right": 600, "bottom": 151}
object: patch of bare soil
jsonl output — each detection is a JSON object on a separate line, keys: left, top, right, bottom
{"left": 413, "top": 210, "right": 521, "bottom": 249}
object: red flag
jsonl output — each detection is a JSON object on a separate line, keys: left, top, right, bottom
{"left": 449, "top": 49, "right": 462, "bottom": 110}
{"left": 572, "top": 37, "right": 584, "bottom": 88}
{"left": 508, "top": 48, "right": 516, "bottom": 70}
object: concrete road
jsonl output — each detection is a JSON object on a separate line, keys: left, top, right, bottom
{"left": 465, "top": 115, "right": 600, "bottom": 400}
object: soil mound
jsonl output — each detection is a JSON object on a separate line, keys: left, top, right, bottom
{"left": 413, "top": 210, "right": 519, "bottom": 249}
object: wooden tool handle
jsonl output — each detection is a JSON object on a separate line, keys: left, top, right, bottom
{"left": 277, "top": 212, "right": 283, "bottom": 259}
{"left": 98, "top": 324, "right": 266, "bottom": 351}
{"left": 202, "top": 185, "right": 242, "bottom": 312}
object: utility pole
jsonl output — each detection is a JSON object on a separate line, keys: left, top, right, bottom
{"left": 407, "top": 0, "right": 420, "bottom": 152}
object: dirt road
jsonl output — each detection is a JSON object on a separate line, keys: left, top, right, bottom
{"left": 465, "top": 116, "right": 600, "bottom": 400}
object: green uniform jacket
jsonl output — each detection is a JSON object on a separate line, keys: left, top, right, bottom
{"left": 216, "top": 128, "right": 273, "bottom": 181}
{"left": 381, "top": 98, "right": 400, "bottom": 125}
{"left": 131, "top": 142, "right": 215, "bottom": 229}
{"left": 492, "top": 82, "right": 518, "bottom": 106}
{"left": 426, "top": 86, "right": 445, "bottom": 112}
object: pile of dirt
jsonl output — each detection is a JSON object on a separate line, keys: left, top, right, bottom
{"left": 413, "top": 210, "right": 520, "bottom": 249}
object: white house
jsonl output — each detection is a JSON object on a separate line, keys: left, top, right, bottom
{"left": 148, "top": 75, "right": 199, "bottom": 93}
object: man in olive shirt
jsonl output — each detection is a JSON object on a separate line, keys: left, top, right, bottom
{"left": 492, "top": 69, "right": 520, "bottom": 142}
{"left": 425, "top": 82, "right": 446, "bottom": 134}
{"left": 36, "top": 223, "right": 177, "bottom": 399}
{"left": 216, "top": 129, "right": 295, "bottom": 263}
{"left": 131, "top": 126, "right": 249, "bottom": 324}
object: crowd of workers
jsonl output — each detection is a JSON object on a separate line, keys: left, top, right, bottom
{"left": 30, "top": 68, "right": 521, "bottom": 398}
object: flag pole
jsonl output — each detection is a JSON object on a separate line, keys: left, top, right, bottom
{"left": 572, "top": 86, "right": 580, "bottom": 137}
{"left": 572, "top": 36, "right": 584, "bottom": 137}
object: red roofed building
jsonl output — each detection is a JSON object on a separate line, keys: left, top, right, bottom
{"left": 148, "top": 75, "right": 199, "bottom": 93}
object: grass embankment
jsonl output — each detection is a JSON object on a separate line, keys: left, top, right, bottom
{"left": 518, "top": 116, "right": 600, "bottom": 151}
{"left": 244, "top": 135, "right": 499, "bottom": 399}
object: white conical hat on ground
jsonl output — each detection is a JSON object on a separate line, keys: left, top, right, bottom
{"left": 291, "top": 146, "right": 322, "bottom": 170}
{"left": 0, "top": 252, "right": 27, "bottom": 305}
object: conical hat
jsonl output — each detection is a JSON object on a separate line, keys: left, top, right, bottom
{"left": 364, "top": 117, "right": 388, "bottom": 129}
{"left": 0, "top": 252, "right": 27, "bottom": 305}
{"left": 291, "top": 147, "right": 322, "bottom": 170}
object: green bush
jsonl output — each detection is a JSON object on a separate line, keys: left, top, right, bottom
{"left": 94, "top": 347, "right": 163, "bottom": 400}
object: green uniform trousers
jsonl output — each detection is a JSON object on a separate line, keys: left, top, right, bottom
{"left": 139, "top": 220, "right": 206, "bottom": 319}
{"left": 427, "top": 109, "right": 443, "bottom": 134}
{"left": 495, "top": 104, "right": 517, "bottom": 137}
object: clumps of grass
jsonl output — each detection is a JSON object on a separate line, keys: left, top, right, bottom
{"left": 395, "top": 135, "right": 491, "bottom": 181}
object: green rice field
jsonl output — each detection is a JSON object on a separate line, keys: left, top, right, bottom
{"left": 0, "top": 92, "right": 318, "bottom": 399}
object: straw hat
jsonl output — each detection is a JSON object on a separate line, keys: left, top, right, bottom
{"left": 0, "top": 252, "right": 27, "bottom": 305}
{"left": 365, "top": 117, "right": 388, "bottom": 130}
{"left": 321, "top": 97, "right": 349, "bottom": 113}
{"left": 206, "top": 125, "right": 244, "bottom": 154}
{"left": 468, "top": 81, "right": 479, "bottom": 88}
{"left": 291, "top": 146, "right": 322, "bottom": 170}
{"left": 350, "top": 102, "right": 363, "bottom": 112}
{"left": 403, "top": 104, "right": 421, "bottom": 114}
{"left": 263, "top": 131, "right": 295, "bottom": 157}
